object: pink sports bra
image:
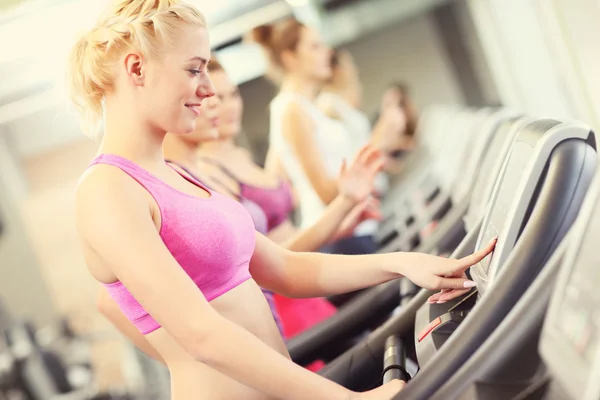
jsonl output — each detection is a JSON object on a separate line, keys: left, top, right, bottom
{"left": 89, "top": 154, "right": 256, "bottom": 334}
{"left": 199, "top": 157, "right": 295, "bottom": 231}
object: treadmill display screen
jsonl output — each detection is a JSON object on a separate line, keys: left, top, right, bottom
{"left": 470, "top": 143, "right": 533, "bottom": 294}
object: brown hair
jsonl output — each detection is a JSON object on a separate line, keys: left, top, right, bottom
{"left": 330, "top": 48, "right": 341, "bottom": 69}
{"left": 389, "top": 82, "right": 418, "bottom": 137}
{"left": 248, "top": 18, "right": 306, "bottom": 79}
{"left": 208, "top": 55, "right": 224, "bottom": 73}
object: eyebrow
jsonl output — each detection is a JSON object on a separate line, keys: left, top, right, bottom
{"left": 188, "top": 56, "right": 209, "bottom": 64}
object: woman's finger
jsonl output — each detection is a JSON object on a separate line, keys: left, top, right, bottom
{"left": 454, "top": 237, "right": 498, "bottom": 274}
{"left": 338, "top": 158, "right": 347, "bottom": 176}
{"left": 362, "top": 146, "right": 382, "bottom": 167}
{"left": 354, "top": 144, "right": 373, "bottom": 165}
{"left": 369, "top": 157, "right": 386, "bottom": 176}
{"left": 438, "top": 288, "right": 471, "bottom": 302}
{"left": 428, "top": 292, "right": 443, "bottom": 303}
{"left": 433, "top": 276, "right": 477, "bottom": 291}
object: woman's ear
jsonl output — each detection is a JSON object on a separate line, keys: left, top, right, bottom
{"left": 123, "top": 52, "right": 146, "bottom": 86}
{"left": 280, "top": 49, "right": 298, "bottom": 72}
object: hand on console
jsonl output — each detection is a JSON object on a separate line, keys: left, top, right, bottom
{"left": 423, "top": 237, "right": 498, "bottom": 301}
{"left": 393, "top": 237, "right": 497, "bottom": 291}
{"left": 427, "top": 275, "right": 471, "bottom": 304}
{"left": 337, "top": 144, "right": 385, "bottom": 204}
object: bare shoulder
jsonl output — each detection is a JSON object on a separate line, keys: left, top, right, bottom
{"left": 75, "top": 165, "right": 154, "bottom": 246}
{"left": 76, "top": 165, "right": 149, "bottom": 214}
{"left": 280, "top": 99, "right": 315, "bottom": 141}
{"left": 281, "top": 98, "right": 310, "bottom": 121}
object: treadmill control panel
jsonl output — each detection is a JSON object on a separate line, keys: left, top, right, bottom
{"left": 470, "top": 142, "right": 534, "bottom": 295}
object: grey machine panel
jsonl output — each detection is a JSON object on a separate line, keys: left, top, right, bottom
{"left": 394, "top": 111, "right": 523, "bottom": 254}
{"left": 540, "top": 172, "right": 600, "bottom": 400}
{"left": 463, "top": 116, "right": 533, "bottom": 233}
{"left": 412, "top": 119, "right": 594, "bottom": 372}
{"left": 470, "top": 119, "right": 594, "bottom": 295}
{"left": 425, "top": 146, "right": 597, "bottom": 400}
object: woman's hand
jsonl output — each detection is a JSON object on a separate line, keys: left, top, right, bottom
{"left": 427, "top": 279, "right": 471, "bottom": 304}
{"left": 379, "top": 104, "right": 407, "bottom": 135}
{"left": 338, "top": 145, "right": 385, "bottom": 204}
{"left": 391, "top": 238, "right": 497, "bottom": 291}
{"left": 333, "top": 197, "right": 382, "bottom": 241}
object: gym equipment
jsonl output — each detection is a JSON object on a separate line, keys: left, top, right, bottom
{"left": 318, "top": 119, "right": 596, "bottom": 394}
{"left": 538, "top": 168, "right": 600, "bottom": 400}
{"left": 288, "top": 111, "right": 523, "bottom": 366}
{"left": 392, "top": 109, "right": 523, "bottom": 255}
{"left": 392, "top": 119, "right": 597, "bottom": 399}
{"left": 376, "top": 107, "right": 490, "bottom": 250}
{"left": 427, "top": 160, "right": 600, "bottom": 399}
{"left": 0, "top": 311, "right": 136, "bottom": 400}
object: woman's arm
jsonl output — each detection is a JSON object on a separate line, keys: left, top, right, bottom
{"left": 97, "top": 287, "right": 165, "bottom": 364}
{"left": 281, "top": 101, "right": 340, "bottom": 205}
{"left": 275, "top": 145, "right": 383, "bottom": 252}
{"left": 281, "top": 195, "right": 355, "bottom": 252}
{"left": 251, "top": 233, "right": 497, "bottom": 299}
{"left": 76, "top": 168, "right": 360, "bottom": 400}
{"left": 370, "top": 106, "right": 408, "bottom": 154}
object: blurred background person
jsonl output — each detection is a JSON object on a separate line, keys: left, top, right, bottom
{"left": 251, "top": 19, "right": 382, "bottom": 256}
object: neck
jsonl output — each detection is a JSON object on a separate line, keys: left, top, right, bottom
{"left": 280, "top": 74, "right": 321, "bottom": 101}
{"left": 163, "top": 135, "right": 198, "bottom": 167}
{"left": 100, "top": 97, "right": 166, "bottom": 167}
{"left": 199, "top": 137, "right": 236, "bottom": 157}
{"left": 324, "top": 81, "right": 360, "bottom": 109}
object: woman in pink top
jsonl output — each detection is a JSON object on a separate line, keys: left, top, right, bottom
{"left": 70, "top": 1, "right": 495, "bottom": 399}
{"left": 98, "top": 58, "right": 380, "bottom": 345}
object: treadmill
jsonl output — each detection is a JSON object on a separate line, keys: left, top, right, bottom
{"left": 391, "top": 120, "right": 597, "bottom": 399}
{"left": 318, "top": 119, "right": 596, "bottom": 393}
{"left": 393, "top": 109, "right": 522, "bottom": 255}
{"left": 288, "top": 111, "right": 518, "bottom": 367}
{"left": 377, "top": 108, "right": 492, "bottom": 253}
{"left": 414, "top": 115, "right": 532, "bottom": 257}
{"left": 539, "top": 167, "right": 600, "bottom": 400}
{"left": 424, "top": 155, "right": 600, "bottom": 400}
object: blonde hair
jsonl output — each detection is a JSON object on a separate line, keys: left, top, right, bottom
{"left": 67, "top": 0, "right": 207, "bottom": 137}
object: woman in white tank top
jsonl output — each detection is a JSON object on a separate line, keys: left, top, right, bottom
{"left": 250, "top": 20, "right": 384, "bottom": 254}
{"left": 318, "top": 49, "right": 413, "bottom": 177}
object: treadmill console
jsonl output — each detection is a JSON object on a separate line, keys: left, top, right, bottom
{"left": 470, "top": 140, "right": 537, "bottom": 295}
{"left": 541, "top": 177, "right": 600, "bottom": 400}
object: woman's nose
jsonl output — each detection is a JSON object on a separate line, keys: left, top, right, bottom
{"left": 197, "top": 75, "right": 216, "bottom": 99}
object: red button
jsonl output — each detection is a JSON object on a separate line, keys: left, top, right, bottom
{"left": 418, "top": 317, "right": 442, "bottom": 342}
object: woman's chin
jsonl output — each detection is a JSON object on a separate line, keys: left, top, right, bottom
{"left": 171, "top": 122, "right": 197, "bottom": 136}
{"left": 219, "top": 126, "right": 240, "bottom": 139}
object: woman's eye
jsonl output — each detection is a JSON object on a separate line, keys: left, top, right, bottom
{"left": 189, "top": 69, "right": 202, "bottom": 75}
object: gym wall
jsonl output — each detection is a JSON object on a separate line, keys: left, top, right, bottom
{"left": 0, "top": 134, "right": 57, "bottom": 327}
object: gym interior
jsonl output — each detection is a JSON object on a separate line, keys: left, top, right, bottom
{"left": 0, "top": 0, "right": 599, "bottom": 399}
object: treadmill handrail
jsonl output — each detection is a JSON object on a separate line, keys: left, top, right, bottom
{"left": 287, "top": 279, "right": 400, "bottom": 365}
{"left": 319, "top": 222, "right": 482, "bottom": 388}
{"left": 429, "top": 239, "right": 567, "bottom": 400}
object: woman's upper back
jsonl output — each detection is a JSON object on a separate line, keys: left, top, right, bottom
{"left": 83, "top": 154, "right": 256, "bottom": 334}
